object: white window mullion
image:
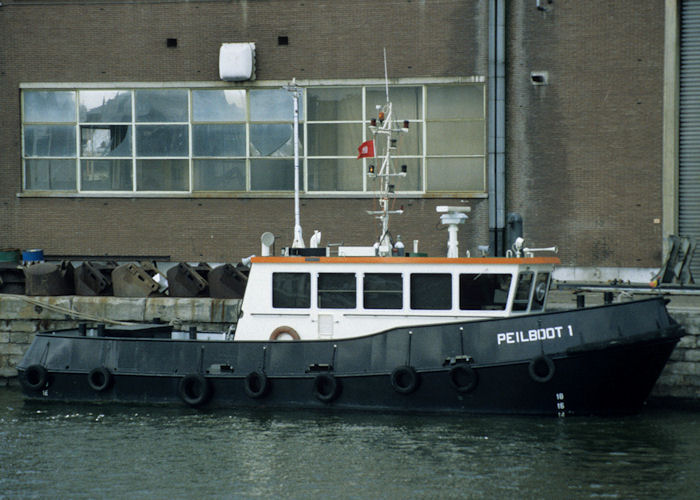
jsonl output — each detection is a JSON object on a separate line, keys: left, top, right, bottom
{"left": 75, "top": 90, "right": 81, "bottom": 192}
{"left": 188, "top": 90, "right": 193, "bottom": 193}
{"left": 245, "top": 89, "right": 251, "bottom": 192}
{"left": 422, "top": 85, "right": 427, "bottom": 193}
{"left": 132, "top": 90, "right": 137, "bottom": 192}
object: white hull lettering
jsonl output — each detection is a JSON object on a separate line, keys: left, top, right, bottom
{"left": 497, "top": 325, "right": 574, "bottom": 346}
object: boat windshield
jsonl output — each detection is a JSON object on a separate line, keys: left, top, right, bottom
{"left": 513, "top": 271, "right": 551, "bottom": 312}
{"left": 459, "top": 273, "right": 511, "bottom": 311}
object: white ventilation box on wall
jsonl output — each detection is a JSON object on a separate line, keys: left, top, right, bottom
{"left": 219, "top": 43, "right": 256, "bottom": 81}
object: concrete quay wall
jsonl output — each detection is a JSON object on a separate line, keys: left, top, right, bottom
{"left": 652, "top": 306, "right": 700, "bottom": 400}
{"left": 0, "top": 295, "right": 241, "bottom": 383}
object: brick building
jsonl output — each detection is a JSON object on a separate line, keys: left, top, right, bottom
{"left": 0, "top": 1, "right": 691, "bottom": 272}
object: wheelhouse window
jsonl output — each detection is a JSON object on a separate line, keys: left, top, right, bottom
{"left": 318, "top": 273, "right": 356, "bottom": 309}
{"left": 513, "top": 272, "right": 534, "bottom": 312}
{"left": 410, "top": 273, "right": 452, "bottom": 310}
{"left": 272, "top": 272, "right": 310, "bottom": 308}
{"left": 21, "top": 80, "right": 484, "bottom": 195}
{"left": 363, "top": 273, "right": 403, "bottom": 310}
{"left": 531, "top": 272, "right": 551, "bottom": 311}
{"left": 459, "top": 273, "right": 512, "bottom": 311}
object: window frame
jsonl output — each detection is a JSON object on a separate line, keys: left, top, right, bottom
{"left": 317, "top": 272, "right": 357, "bottom": 309}
{"left": 410, "top": 273, "right": 452, "bottom": 310}
{"left": 272, "top": 272, "right": 311, "bottom": 309}
{"left": 459, "top": 273, "right": 512, "bottom": 311}
{"left": 530, "top": 272, "right": 551, "bottom": 312}
{"left": 363, "top": 272, "right": 403, "bottom": 310}
{"left": 512, "top": 272, "right": 535, "bottom": 312}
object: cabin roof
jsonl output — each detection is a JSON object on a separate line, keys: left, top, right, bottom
{"left": 250, "top": 256, "right": 560, "bottom": 265}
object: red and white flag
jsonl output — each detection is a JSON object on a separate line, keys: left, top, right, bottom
{"left": 357, "top": 140, "right": 375, "bottom": 159}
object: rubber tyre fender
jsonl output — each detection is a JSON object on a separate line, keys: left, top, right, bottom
{"left": 178, "top": 373, "right": 212, "bottom": 407}
{"left": 22, "top": 364, "right": 48, "bottom": 391}
{"left": 448, "top": 365, "right": 478, "bottom": 393}
{"left": 528, "top": 355, "right": 556, "bottom": 383}
{"left": 312, "top": 373, "right": 342, "bottom": 403}
{"left": 87, "top": 366, "right": 113, "bottom": 392}
{"left": 244, "top": 371, "right": 270, "bottom": 399}
{"left": 269, "top": 326, "right": 301, "bottom": 341}
{"left": 390, "top": 365, "right": 420, "bottom": 395}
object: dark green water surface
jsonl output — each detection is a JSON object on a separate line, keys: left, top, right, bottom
{"left": 0, "top": 388, "right": 698, "bottom": 499}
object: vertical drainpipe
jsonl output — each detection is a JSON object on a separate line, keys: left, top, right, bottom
{"left": 488, "top": 0, "right": 506, "bottom": 256}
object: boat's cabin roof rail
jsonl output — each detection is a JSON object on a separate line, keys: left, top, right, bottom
{"left": 250, "top": 256, "right": 561, "bottom": 265}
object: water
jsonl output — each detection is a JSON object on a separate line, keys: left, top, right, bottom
{"left": 0, "top": 388, "right": 698, "bottom": 500}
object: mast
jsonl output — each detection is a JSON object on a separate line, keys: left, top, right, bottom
{"left": 284, "top": 78, "right": 304, "bottom": 248}
{"left": 365, "top": 51, "right": 409, "bottom": 255}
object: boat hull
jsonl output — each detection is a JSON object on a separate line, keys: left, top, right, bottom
{"left": 16, "top": 298, "right": 684, "bottom": 416}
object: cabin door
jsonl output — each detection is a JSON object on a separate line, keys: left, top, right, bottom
{"left": 317, "top": 313, "right": 334, "bottom": 339}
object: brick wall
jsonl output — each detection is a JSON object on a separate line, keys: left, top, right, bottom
{"left": 506, "top": 1, "right": 665, "bottom": 266}
{"left": 0, "top": 1, "right": 667, "bottom": 267}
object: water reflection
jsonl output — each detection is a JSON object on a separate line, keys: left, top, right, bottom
{"left": 1, "top": 388, "right": 698, "bottom": 499}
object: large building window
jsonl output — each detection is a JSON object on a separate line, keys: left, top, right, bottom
{"left": 249, "top": 88, "right": 300, "bottom": 191}
{"left": 23, "top": 90, "right": 77, "bottom": 190}
{"left": 307, "top": 87, "right": 363, "bottom": 191}
{"left": 192, "top": 89, "right": 246, "bottom": 191}
{"left": 79, "top": 90, "right": 132, "bottom": 191}
{"left": 21, "top": 79, "right": 485, "bottom": 196}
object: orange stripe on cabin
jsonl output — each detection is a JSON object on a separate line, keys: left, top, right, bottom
{"left": 251, "top": 256, "right": 561, "bottom": 265}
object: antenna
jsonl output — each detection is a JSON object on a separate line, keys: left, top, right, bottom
{"left": 383, "top": 47, "right": 389, "bottom": 102}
